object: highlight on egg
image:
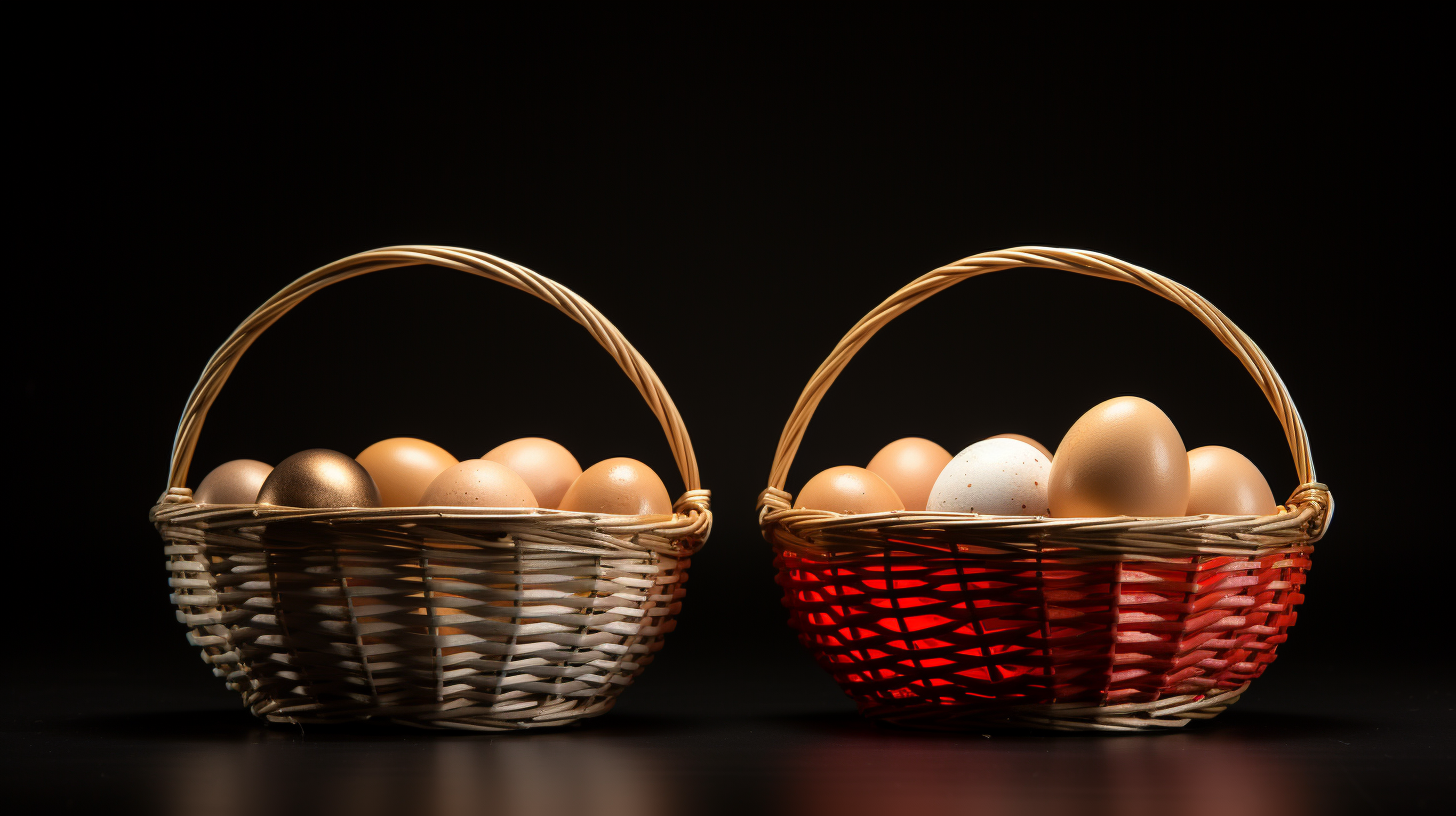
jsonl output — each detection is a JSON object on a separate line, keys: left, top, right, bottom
{"left": 356, "top": 437, "right": 459, "bottom": 506}
{"left": 193, "top": 459, "right": 274, "bottom": 504}
{"left": 418, "top": 459, "right": 538, "bottom": 508}
{"left": 257, "top": 449, "right": 382, "bottom": 508}
{"left": 794, "top": 466, "right": 904, "bottom": 515}
{"left": 482, "top": 437, "right": 582, "bottom": 510}
{"left": 1186, "top": 445, "right": 1278, "bottom": 516}
{"left": 866, "top": 437, "right": 953, "bottom": 512}
{"left": 1048, "top": 396, "right": 1190, "bottom": 518}
{"left": 558, "top": 457, "right": 673, "bottom": 515}
{"left": 927, "top": 438, "right": 1051, "bottom": 516}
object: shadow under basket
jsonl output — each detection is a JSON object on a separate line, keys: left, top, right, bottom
{"left": 758, "top": 246, "right": 1332, "bottom": 732}
{"left": 152, "top": 246, "right": 711, "bottom": 731}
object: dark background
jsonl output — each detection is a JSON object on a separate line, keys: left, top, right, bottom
{"left": 10, "top": 10, "right": 1447, "bottom": 816}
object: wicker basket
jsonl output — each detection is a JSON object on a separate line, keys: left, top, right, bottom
{"left": 757, "top": 247, "right": 1332, "bottom": 732}
{"left": 151, "top": 245, "right": 711, "bottom": 731}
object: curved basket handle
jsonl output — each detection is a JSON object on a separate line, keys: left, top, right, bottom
{"left": 767, "top": 246, "right": 1316, "bottom": 495}
{"left": 168, "top": 245, "right": 701, "bottom": 493}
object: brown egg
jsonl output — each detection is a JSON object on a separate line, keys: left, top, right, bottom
{"left": 481, "top": 437, "right": 583, "bottom": 509}
{"left": 356, "top": 437, "right": 459, "bottom": 506}
{"left": 558, "top": 458, "right": 673, "bottom": 515}
{"left": 866, "top": 438, "right": 952, "bottom": 511}
{"left": 1048, "top": 397, "right": 1190, "bottom": 518}
{"left": 419, "top": 459, "right": 538, "bottom": 507}
{"left": 986, "top": 433, "right": 1054, "bottom": 461}
{"left": 794, "top": 466, "right": 905, "bottom": 514}
{"left": 257, "top": 449, "right": 382, "bottom": 508}
{"left": 1187, "top": 446, "right": 1278, "bottom": 516}
{"left": 194, "top": 459, "right": 273, "bottom": 504}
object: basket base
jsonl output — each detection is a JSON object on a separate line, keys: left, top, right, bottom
{"left": 247, "top": 694, "right": 621, "bottom": 732}
{"left": 865, "top": 683, "right": 1248, "bottom": 733}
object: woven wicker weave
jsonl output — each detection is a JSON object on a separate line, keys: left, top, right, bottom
{"left": 151, "top": 246, "right": 710, "bottom": 731}
{"left": 757, "top": 247, "right": 1331, "bottom": 732}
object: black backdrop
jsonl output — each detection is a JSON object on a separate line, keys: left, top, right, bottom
{"left": 12, "top": 10, "right": 1447, "bottom": 816}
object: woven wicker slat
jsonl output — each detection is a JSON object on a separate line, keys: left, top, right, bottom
{"left": 152, "top": 246, "right": 710, "bottom": 730}
{"left": 757, "top": 246, "right": 1330, "bottom": 731}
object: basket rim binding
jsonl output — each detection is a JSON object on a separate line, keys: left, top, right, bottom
{"left": 152, "top": 246, "right": 710, "bottom": 728}
{"left": 757, "top": 246, "right": 1330, "bottom": 557}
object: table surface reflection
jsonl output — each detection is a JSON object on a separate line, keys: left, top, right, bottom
{"left": 6, "top": 670, "right": 1450, "bottom": 816}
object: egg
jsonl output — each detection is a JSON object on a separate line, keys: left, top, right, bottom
{"left": 866, "top": 438, "right": 953, "bottom": 511}
{"left": 986, "top": 433, "right": 1054, "bottom": 461}
{"left": 926, "top": 438, "right": 1051, "bottom": 515}
{"left": 558, "top": 457, "right": 673, "bottom": 515}
{"left": 1187, "top": 445, "right": 1278, "bottom": 516}
{"left": 257, "top": 449, "right": 382, "bottom": 508}
{"left": 356, "top": 437, "right": 460, "bottom": 506}
{"left": 193, "top": 459, "right": 273, "bottom": 504}
{"left": 481, "top": 437, "right": 582, "bottom": 510}
{"left": 418, "top": 459, "right": 538, "bottom": 507}
{"left": 794, "top": 466, "right": 905, "bottom": 514}
{"left": 1048, "top": 397, "right": 1190, "bottom": 517}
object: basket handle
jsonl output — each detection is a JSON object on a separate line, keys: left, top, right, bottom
{"left": 167, "top": 245, "right": 701, "bottom": 494}
{"left": 766, "top": 246, "right": 1316, "bottom": 495}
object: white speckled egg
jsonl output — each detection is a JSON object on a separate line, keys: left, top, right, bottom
{"left": 926, "top": 438, "right": 1052, "bottom": 516}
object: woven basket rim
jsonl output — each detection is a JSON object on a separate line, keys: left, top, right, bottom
{"left": 760, "top": 483, "right": 1325, "bottom": 557}
{"left": 153, "top": 487, "right": 712, "bottom": 557}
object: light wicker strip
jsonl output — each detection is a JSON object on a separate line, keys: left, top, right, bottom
{"left": 152, "top": 246, "right": 709, "bottom": 731}
{"left": 757, "top": 246, "right": 1330, "bottom": 732}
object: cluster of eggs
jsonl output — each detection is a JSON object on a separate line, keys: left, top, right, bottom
{"left": 795, "top": 396, "right": 1279, "bottom": 518}
{"left": 192, "top": 437, "right": 674, "bottom": 515}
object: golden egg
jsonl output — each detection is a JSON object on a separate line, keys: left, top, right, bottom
{"left": 257, "top": 449, "right": 382, "bottom": 508}
{"left": 1048, "top": 397, "right": 1190, "bottom": 518}
{"left": 866, "top": 438, "right": 952, "bottom": 511}
{"left": 1187, "top": 445, "right": 1278, "bottom": 516}
{"left": 794, "top": 466, "right": 905, "bottom": 514}
{"left": 356, "top": 437, "right": 459, "bottom": 506}
{"left": 558, "top": 458, "right": 672, "bottom": 515}
{"left": 193, "top": 459, "right": 273, "bottom": 504}
{"left": 481, "top": 437, "right": 582, "bottom": 510}
{"left": 418, "top": 459, "right": 538, "bottom": 507}
{"left": 986, "top": 433, "right": 1054, "bottom": 461}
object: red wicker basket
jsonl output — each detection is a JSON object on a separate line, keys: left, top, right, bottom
{"left": 757, "top": 247, "right": 1332, "bottom": 732}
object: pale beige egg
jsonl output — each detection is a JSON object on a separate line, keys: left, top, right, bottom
{"left": 986, "top": 433, "right": 1054, "bottom": 461}
{"left": 481, "top": 437, "right": 582, "bottom": 509}
{"left": 866, "top": 438, "right": 952, "bottom": 511}
{"left": 194, "top": 459, "right": 273, "bottom": 504}
{"left": 794, "top": 466, "right": 905, "bottom": 514}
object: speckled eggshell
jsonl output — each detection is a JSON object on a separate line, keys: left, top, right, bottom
{"left": 418, "top": 459, "right": 538, "bottom": 508}
{"left": 558, "top": 458, "right": 673, "bottom": 515}
{"left": 986, "top": 433, "right": 1054, "bottom": 461}
{"left": 794, "top": 466, "right": 905, "bottom": 514}
{"left": 194, "top": 459, "right": 273, "bottom": 504}
{"left": 1048, "top": 396, "right": 1190, "bottom": 518}
{"left": 1186, "top": 445, "right": 1278, "bottom": 516}
{"left": 926, "top": 438, "right": 1051, "bottom": 516}
{"left": 866, "top": 438, "right": 953, "bottom": 512}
